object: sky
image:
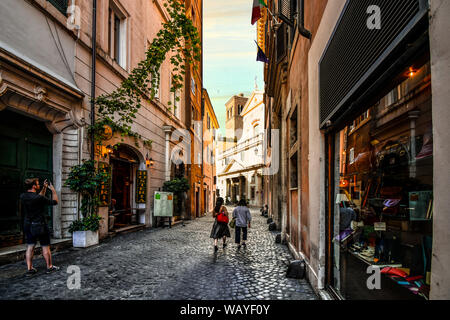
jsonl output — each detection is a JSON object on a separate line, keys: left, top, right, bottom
{"left": 203, "top": 0, "right": 265, "bottom": 134}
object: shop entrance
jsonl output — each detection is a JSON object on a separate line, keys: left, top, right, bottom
{"left": 0, "top": 109, "right": 53, "bottom": 248}
{"left": 110, "top": 145, "right": 140, "bottom": 230}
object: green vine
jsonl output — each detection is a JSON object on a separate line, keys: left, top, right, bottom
{"left": 89, "top": 0, "right": 201, "bottom": 148}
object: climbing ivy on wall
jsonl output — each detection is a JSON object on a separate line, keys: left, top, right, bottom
{"left": 89, "top": 0, "right": 201, "bottom": 147}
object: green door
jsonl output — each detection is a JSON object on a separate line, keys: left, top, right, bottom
{"left": 0, "top": 110, "right": 53, "bottom": 247}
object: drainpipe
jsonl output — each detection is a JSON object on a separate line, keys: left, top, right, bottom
{"left": 90, "top": 0, "right": 97, "bottom": 160}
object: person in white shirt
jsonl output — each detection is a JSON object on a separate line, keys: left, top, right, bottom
{"left": 232, "top": 199, "right": 252, "bottom": 250}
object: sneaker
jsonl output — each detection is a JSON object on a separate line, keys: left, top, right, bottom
{"left": 223, "top": 243, "right": 227, "bottom": 249}
{"left": 237, "top": 245, "right": 241, "bottom": 250}
{"left": 242, "top": 243, "right": 247, "bottom": 249}
{"left": 26, "top": 267, "right": 38, "bottom": 277}
{"left": 46, "top": 265, "right": 60, "bottom": 274}
{"left": 214, "top": 246, "right": 219, "bottom": 252}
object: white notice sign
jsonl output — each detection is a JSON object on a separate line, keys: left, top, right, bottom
{"left": 154, "top": 191, "right": 174, "bottom": 217}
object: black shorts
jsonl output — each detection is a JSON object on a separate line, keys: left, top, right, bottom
{"left": 24, "top": 223, "right": 51, "bottom": 246}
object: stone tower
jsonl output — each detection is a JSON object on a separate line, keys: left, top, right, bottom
{"left": 225, "top": 93, "right": 249, "bottom": 149}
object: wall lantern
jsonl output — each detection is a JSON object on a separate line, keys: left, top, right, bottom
{"left": 146, "top": 153, "right": 154, "bottom": 168}
{"left": 408, "top": 67, "right": 416, "bottom": 78}
{"left": 102, "top": 145, "right": 114, "bottom": 158}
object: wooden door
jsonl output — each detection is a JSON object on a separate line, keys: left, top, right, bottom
{"left": 0, "top": 110, "right": 53, "bottom": 247}
{"left": 111, "top": 159, "right": 131, "bottom": 219}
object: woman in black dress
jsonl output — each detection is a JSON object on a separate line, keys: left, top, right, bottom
{"left": 210, "top": 197, "right": 231, "bottom": 252}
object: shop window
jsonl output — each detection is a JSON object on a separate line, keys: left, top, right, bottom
{"left": 331, "top": 62, "right": 433, "bottom": 300}
{"left": 108, "top": 3, "right": 127, "bottom": 69}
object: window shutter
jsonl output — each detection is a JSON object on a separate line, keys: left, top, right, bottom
{"left": 275, "top": 23, "right": 287, "bottom": 64}
{"left": 319, "top": 0, "right": 426, "bottom": 128}
{"left": 278, "top": 0, "right": 292, "bottom": 21}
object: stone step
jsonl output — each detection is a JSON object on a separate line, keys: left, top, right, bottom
{"left": 0, "top": 238, "right": 72, "bottom": 266}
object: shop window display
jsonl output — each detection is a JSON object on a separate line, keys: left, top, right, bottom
{"left": 332, "top": 62, "right": 433, "bottom": 300}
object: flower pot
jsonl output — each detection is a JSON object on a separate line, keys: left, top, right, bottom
{"left": 72, "top": 230, "right": 99, "bottom": 248}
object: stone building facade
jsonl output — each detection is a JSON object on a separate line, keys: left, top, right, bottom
{"left": 185, "top": 0, "right": 204, "bottom": 220}
{"left": 262, "top": 0, "right": 450, "bottom": 300}
{"left": 202, "top": 89, "right": 219, "bottom": 214}
{"left": 217, "top": 90, "right": 265, "bottom": 207}
{"left": 0, "top": 0, "right": 203, "bottom": 247}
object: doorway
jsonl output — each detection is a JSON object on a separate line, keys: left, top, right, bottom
{"left": 204, "top": 187, "right": 208, "bottom": 216}
{"left": 0, "top": 109, "right": 53, "bottom": 247}
{"left": 110, "top": 145, "right": 140, "bottom": 229}
{"left": 195, "top": 188, "right": 200, "bottom": 218}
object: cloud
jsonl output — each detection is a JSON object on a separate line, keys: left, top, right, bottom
{"left": 203, "top": 0, "right": 264, "bottom": 128}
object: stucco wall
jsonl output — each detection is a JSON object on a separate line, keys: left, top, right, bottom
{"left": 308, "top": 0, "right": 347, "bottom": 290}
{"left": 429, "top": 0, "right": 450, "bottom": 300}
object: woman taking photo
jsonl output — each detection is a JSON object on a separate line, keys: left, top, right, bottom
{"left": 210, "top": 197, "right": 231, "bottom": 252}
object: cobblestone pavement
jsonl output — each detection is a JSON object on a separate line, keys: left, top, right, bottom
{"left": 0, "top": 208, "right": 318, "bottom": 300}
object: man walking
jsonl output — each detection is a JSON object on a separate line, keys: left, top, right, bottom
{"left": 232, "top": 199, "right": 252, "bottom": 250}
{"left": 20, "top": 178, "right": 60, "bottom": 276}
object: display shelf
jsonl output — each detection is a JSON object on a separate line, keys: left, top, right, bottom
{"left": 348, "top": 248, "right": 430, "bottom": 299}
{"left": 348, "top": 249, "right": 402, "bottom": 268}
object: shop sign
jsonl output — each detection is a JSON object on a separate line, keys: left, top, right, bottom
{"left": 154, "top": 191, "right": 173, "bottom": 217}
{"left": 99, "top": 162, "right": 111, "bottom": 207}
{"left": 136, "top": 170, "right": 148, "bottom": 204}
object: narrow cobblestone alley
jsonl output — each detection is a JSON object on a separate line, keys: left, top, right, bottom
{"left": 0, "top": 208, "right": 317, "bottom": 300}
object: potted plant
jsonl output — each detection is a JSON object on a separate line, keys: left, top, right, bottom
{"left": 65, "top": 160, "right": 110, "bottom": 248}
{"left": 69, "top": 215, "right": 102, "bottom": 248}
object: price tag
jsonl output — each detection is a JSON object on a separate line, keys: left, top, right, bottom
{"left": 374, "top": 222, "right": 386, "bottom": 231}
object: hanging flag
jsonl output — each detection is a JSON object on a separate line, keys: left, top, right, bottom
{"left": 255, "top": 41, "right": 269, "bottom": 63}
{"left": 251, "top": 0, "right": 267, "bottom": 25}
